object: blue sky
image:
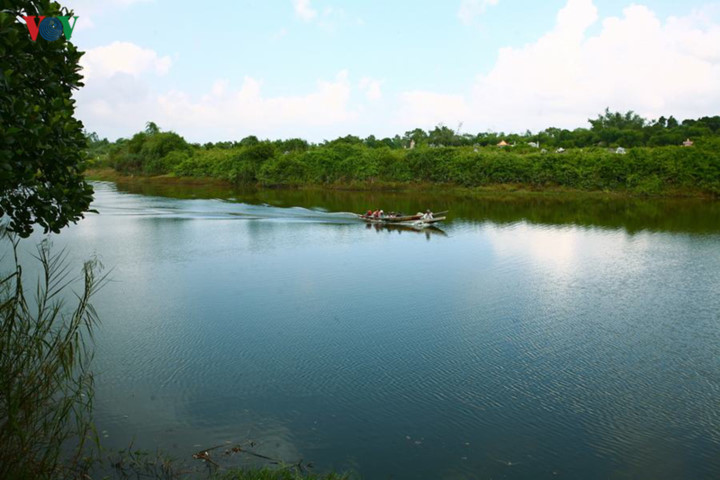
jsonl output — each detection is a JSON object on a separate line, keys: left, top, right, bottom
{"left": 63, "top": 0, "right": 720, "bottom": 142}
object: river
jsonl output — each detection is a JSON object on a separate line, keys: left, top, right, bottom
{"left": 12, "top": 181, "right": 720, "bottom": 479}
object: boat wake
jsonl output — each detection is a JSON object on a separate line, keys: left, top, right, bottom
{"left": 90, "top": 182, "right": 362, "bottom": 224}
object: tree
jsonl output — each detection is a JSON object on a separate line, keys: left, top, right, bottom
{"left": 327, "top": 134, "right": 362, "bottom": 145}
{"left": 0, "top": 0, "right": 93, "bottom": 237}
{"left": 144, "top": 121, "right": 160, "bottom": 135}
{"left": 404, "top": 128, "right": 428, "bottom": 147}
{"left": 274, "top": 138, "right": 308, "bottom": 152}
{"left": 239, "top": 135, "right": 259, "bottom": 147}
{"left": 428, "top": 124, "right": 456, "bottom": 146}
{"left": 363, "top": 134, "right": 379, "bottom": 148}
{"left": 697, "top": 115, "right": 720, "bottom": 133}
{"left": 589, "top": 108, "right": 646, "bottom": 131}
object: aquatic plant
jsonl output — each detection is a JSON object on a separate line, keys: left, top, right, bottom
{"left": 0, "top": 231, "right": 106, "bottom": 479}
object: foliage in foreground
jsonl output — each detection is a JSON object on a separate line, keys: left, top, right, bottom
{"left": 0, "top": 231, "right": 105, "bottom": 479}
{"left": 0, "top": 0, "right": 94, "bottom": 237}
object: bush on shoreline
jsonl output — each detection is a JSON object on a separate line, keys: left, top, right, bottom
{"left": 86, "top": 112, "right": 720, "bottom": 197}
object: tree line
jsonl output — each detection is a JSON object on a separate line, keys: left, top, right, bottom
{"left": 87, "top": 111, "right": 720, "bottom": 196}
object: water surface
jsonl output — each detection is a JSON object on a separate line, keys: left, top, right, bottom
{"left": 12, "top": 182, "right": 720, "bottom": 479}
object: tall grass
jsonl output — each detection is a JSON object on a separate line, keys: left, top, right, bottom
{"left": 0, "top": 231, "right": 106, "bottom": 479}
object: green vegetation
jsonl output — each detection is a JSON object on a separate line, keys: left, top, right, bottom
{"left": 0, "top": 232, "right": 105, "bottom": 479}
{"left": 1, "top": 2, "right": 103, "bottom": 478}
{"left": 1, "top": 0, "right": 94, "bottom": 237}
{"left": 88, "top": 111, "right": 720, "bottom": 197}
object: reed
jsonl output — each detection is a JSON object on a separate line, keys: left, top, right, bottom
{"left": 0, "top": 230, "right": 106, "bottom": 479}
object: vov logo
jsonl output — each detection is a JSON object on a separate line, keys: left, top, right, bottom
{"left": 22, "top": 15, "right": 78, "bottom": 41}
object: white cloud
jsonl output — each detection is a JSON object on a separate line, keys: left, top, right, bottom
{"left": 80, "top": 42, "right": 171, "bottom": 79}
{"left": 76, "top": 66, "right": 357, "bottom": 141}
{"left": 359, "top": 77, "right": 382, "bottom": 100}
{"left": 293, "top": 0, "right": 317, "bottom": 21}
{"left": 396, "top": 91, "right": 471, "bottom": 128}
{"left": 157, "top": 70, "right": 354, "bottom": 132}
{"left": 665, "top": 10, "right": 720, "bottom": 62}
{"left": 402, "top": 0, "right": 720, "bottom": 133}
{"left": 458, "top": 0, "right": 499, "bottom": 26}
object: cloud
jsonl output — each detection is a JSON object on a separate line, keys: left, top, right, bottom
{"left": 75, "top": 1, "right": 720, "bottom": 142}
{"left": 293, "top": 0, "right": 317, "bottom": 21}
{"left": 458, "top": 0, "right": 499, "bottom": 26}
{"left": 396, "top": 91, "right": 471, "bottom": 128}
{"left": 359, "top": 77, "right": 382, "bottom": 100}
{"left": 401, "top": 0, "right": 720, "bottom": 132}
{"left": 80, "top": 42, "right": 171, "bottom": 79}
{"left": 157, "top": 70, "right": 354, "bottom": 132}
{"left": 75, "top": 65, "right": 357, "bottom": 141}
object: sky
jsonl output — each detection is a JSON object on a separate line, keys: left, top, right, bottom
{"left": 59, "top": 0, "right": 720, "bottom": 142}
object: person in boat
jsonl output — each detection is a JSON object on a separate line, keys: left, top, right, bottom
{"left": 365, "top": 209, "right": 373, "bottom": 218}
{"left": 379, "top": 210, "right": 384, "bottom": 218}
{"left": 372, "top": 209, "right": 380, "bottom": 218}
{"left": 423, "top": 209, "right": 433, "bottom": 220}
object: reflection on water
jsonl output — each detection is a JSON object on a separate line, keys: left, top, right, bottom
{"left": 10, "top": 182, "right": 720, "bottom": 479}
{"left": 109, "top": 179, "right": 720, "bottom": 235}
{"left": 365, "top": 222, "right": 448, "bottom": 240}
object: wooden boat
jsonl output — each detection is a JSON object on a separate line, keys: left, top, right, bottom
{"left": 358, "top": 210, "right": 447, "bottom": 227}
{"left": 359, "top": 213, "right": 422, "bottom": 223}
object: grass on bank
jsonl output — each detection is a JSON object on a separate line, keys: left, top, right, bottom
{"left": 0, "top": 230, "right": 106, "bottom": 480}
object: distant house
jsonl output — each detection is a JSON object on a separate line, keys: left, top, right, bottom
{"left": 528, "top": 141, "right": 540, "bottom": 148}
{"left": 615, "top": 147, "right": 627, "bottom": 155}
{"left": 556, "top": 147, "right": 565, "bottom": 153}
{"left": 409, "top": 139, "right": 416, "bottom": 149}
{"left": 683, "top": 138, "right": 694, "bottom": 147}
{"left": 497, "top": 140, "right": 509, "bottom": 147}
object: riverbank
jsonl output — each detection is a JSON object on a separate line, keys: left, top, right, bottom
{"left": 84, "top": 168, "right": 714, "bottom": 200}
